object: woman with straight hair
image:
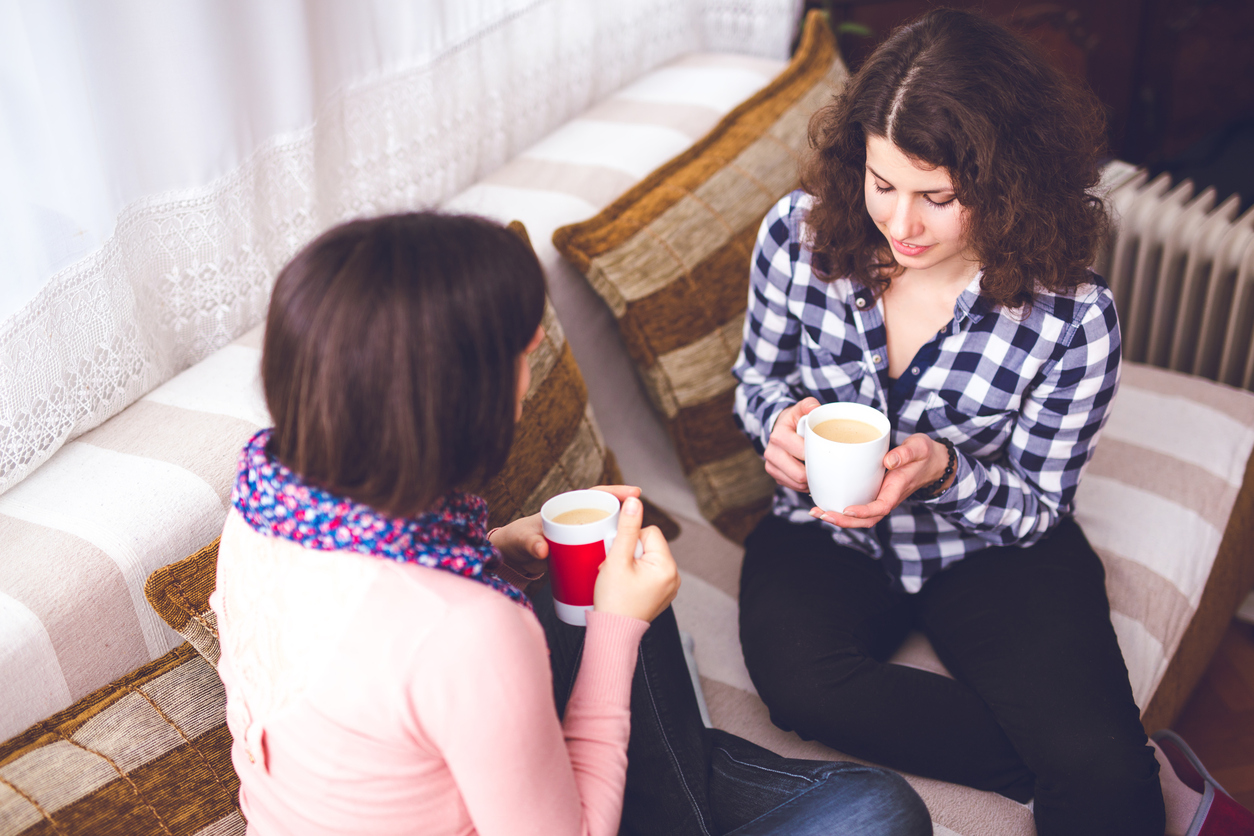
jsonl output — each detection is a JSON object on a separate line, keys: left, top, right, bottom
{"left": 732, "top": 8, "right": 1254, "bottom": 836}
{"left": 210, "top": 211, "right": 932, "bottom": 835}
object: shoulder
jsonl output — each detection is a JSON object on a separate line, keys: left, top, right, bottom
{"left": 217, "top": 510, "right": 538, "bottom": 657}
{"left": 1020, "top": 271, "right": 1117, "bottom": 331}
{"left": 1006, "top": 271, "right": 1119, "bottom": 369}
{"left": 759, "top": 189, "right": 813, "bottom": 243}
{"left": 753, "top": 191, "right": 836, "bottom": 293}
{"left": 387, "top": 563, "right": 539, "bottom": 639}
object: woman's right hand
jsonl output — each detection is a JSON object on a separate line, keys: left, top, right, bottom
{"left": 763, "top": 397, "right": 821, "bottom": 491}
{"left": 592, "top": 497, "right": 680, "bottom": 623}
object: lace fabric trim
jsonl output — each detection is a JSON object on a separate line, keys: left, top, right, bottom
{"left": 0, "top": 0, "right": 800, "bottom": 496}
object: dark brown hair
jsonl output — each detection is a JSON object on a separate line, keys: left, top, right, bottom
{"left": 801, "top": 8, "right": 1109, "bottom": 308}
{"left": 262, "top": 212, "right": 546, "bottom": 516}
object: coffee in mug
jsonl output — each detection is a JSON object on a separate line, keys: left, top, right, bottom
{"left": 812, "top": 418, "right": 883, "bottom": 444}
{"left": 551, "top": 507, "right": 612, "bottom": 525}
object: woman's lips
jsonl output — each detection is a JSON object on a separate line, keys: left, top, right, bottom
{"left": 891, "top": 238, "right": 932, "bottom": 257}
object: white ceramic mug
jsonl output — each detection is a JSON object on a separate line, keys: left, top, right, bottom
{"left": 796, "top": 402, "right": 891, "bottom": 514}
{"left": 540, "top": 489, "right": 642, "bottom": 626}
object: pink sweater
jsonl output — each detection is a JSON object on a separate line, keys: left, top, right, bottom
{"left": 211, "top": 511, "right": 647, "bottom": 836}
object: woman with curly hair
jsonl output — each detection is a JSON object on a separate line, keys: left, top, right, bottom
{"left": 732, "top": 8, "right": 1254, "bottom": 836}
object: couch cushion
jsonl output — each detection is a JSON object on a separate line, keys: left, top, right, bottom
{"left": 443, "top": 50, "right": 785, "bottom": 525}
{"left": 1073, "top": 364, "right": 1254, "bottom": 730}
{"left": 0, "top": 643, "right": 242, "bottom": 836}
{"left": 0, "top": 327, "right": 267, "bottom": 742}
{"left": 551, "top": 11, "right": 847, "bottom": 541}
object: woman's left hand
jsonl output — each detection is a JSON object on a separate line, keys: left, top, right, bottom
{"left": 489, "top": 484, "right": 643, "bottom": 575}
{"left": 809, "top": 434, "right": 953, "bottom": 529}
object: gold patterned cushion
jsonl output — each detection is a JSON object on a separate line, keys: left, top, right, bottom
{"left": 145, "top": 221, "right": 677, "bottom": 659}
{"left": 551, "top": 12, "right": 847, "bottom": 541}
{"left": 0, "top": 644, "right": 242, "bottom": 835}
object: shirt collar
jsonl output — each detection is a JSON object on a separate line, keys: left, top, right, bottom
{"left": 952, "top": 269, "right": 989, "bottom": 330}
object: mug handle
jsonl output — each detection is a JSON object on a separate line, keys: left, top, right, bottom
{"left": 796, "top": 413, "right": 809, "bottom": 438}
{"left": 604, "top": 532, "right": 646, "bottom": 560}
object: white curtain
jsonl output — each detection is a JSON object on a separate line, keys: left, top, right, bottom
{"left": 0, "top": 0, "right": 800, "bottom": 496}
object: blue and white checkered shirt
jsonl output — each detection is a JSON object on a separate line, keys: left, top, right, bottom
{"left": 732, "top": 191, "right": 1121, "bottom": 592}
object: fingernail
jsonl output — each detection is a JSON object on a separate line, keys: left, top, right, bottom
{"left": 886, "top": 455, "right": 899, "bottom": 468}
{"left": 809, "top": 508, "right": 820, "bottom": 517}
{"left": 623, "top": 497, "right": 641, "bottom": 515}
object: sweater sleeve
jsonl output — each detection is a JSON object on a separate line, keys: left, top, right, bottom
{"left": 413, "top": 599, "right": 645, "bottom": 836}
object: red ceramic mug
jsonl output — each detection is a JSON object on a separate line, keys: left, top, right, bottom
{"left": 540, "top": 490, "right": 641, "bottom": 626}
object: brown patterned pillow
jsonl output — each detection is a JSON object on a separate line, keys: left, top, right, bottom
{"left": 0, "top": 644, "right": 242, "bottom": 835}
{"left": 551, "top": 12, "right": 847, "bottom": 542}
{"left": 146, "top": 222, "right": 677, "bottom": 659}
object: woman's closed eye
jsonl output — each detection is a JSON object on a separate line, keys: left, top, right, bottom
{"left": 872, "top": 181, "right": 956, "bottom": 208}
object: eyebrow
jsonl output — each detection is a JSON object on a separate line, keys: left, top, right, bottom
{"left": 865, "top": 164, "right": 955, "bottom": 195}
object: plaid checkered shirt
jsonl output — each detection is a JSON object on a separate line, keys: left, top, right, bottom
{"left": 733, "top": 191, "right": 1122, "bottom": 592}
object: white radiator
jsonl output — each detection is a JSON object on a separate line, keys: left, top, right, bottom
{"left": 1095, "top": 162, "right": 1254, "bottom": 625}
{"left": 1095, "top": 160, "right": 1254, "bottom": 390}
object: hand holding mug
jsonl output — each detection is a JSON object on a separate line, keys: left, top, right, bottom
{"left": 593, "top": 497, "right": 680, "bottom": 623}
{"left": 490, "top": 485, "right": 640, "bottom": 577}
{"left": 810, "top": 433, "right": 956, "bottom": 529}
{"left": 763, "top": 397, "right": 822, "bottom": 491}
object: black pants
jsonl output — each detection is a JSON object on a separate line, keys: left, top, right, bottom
{"left": 738, "top": 514, "right": 1165, "bottom": 836}
{"left": 531, "top": 584, "right": 933, "bottom": 836}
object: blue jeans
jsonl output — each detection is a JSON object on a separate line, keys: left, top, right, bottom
{"left": 532, "top": 585, "right": 931, "bottom": 836}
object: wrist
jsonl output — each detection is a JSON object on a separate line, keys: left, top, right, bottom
{"left": 914, "top": 438, "right": 956, "bottom": 500}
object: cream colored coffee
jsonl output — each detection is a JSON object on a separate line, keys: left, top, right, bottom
{"left": 552, "top": 508, "right": 612, "bottom": 525}
{"left": 812, "top": 418, "right": 882, "bottom": 444}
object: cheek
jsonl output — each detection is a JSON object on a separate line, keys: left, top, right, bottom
{"left": 863, "top": 185, "right": 891, "bottom": 225}
{"left": 933, "top": 208, "right": 967, "bottom": 247}
{"left": 516, "top": 361, "right": 531, "bottom": 401}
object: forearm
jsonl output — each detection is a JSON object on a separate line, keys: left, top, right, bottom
{"left": 733, "top": 375, "right": 800, "bottom": 454}
{"left": 561, "top": 612, "right": 648, "bottom": 836}
{"left": 922, "top": 451, "right": 1064, "bottom": 546}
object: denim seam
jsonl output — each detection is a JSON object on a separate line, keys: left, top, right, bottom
{"left": 640, "top": 649, "right": 713, "bottom": 836}
{"left": 714, "top": 747, "right": 820, "bottom": 784}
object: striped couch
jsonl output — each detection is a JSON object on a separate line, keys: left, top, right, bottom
{"left": 4, "top": 15, "right": 1254, "bottom": 836}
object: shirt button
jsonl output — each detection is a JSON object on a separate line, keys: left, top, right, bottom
{"left": 911, "top": 366, "right": 920, "bottom": 375}
{"left": 872, "top": 354, "right": 883, "bottom": 365}
{"left": 855, "top": 297, "right": 867, "bottom": 309}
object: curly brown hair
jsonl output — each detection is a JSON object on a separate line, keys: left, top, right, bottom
{"left": 801, "top": 8, "right": 1109, "bottom": 309}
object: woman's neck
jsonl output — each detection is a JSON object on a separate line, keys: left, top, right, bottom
{"left": 879, "top": 259, "right": 980, "bottom": 379}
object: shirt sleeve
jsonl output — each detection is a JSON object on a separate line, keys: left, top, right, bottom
{"left": 732, "top": 193, "right": 808, "bottom": 454}
{"left": 922, "top": 287, "right": 1122, "bottom": 547}
{"left": 414, "top": 600, "right": 645, "bottom": 836}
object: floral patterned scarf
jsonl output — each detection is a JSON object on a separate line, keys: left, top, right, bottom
{"left": 231, "top": 429, "right": 530, "bottom": 610}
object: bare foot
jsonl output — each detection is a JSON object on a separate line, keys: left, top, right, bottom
{"left": 1153, "top": 740, "right": 1204, "bottom": 836}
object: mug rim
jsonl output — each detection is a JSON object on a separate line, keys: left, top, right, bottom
{"left": 803, "top": 402, "right": 889, "bottom": 445}
{"left": 540, "top": 489, "right": 621, "bottom": 529}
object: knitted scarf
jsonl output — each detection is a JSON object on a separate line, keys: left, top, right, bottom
{"left": 231, "top": 429, "right": 530, "bottom": 610}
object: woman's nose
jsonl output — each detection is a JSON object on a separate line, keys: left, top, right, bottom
{"left": 887, "top": 197, "right": 923, "bottom": 242}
